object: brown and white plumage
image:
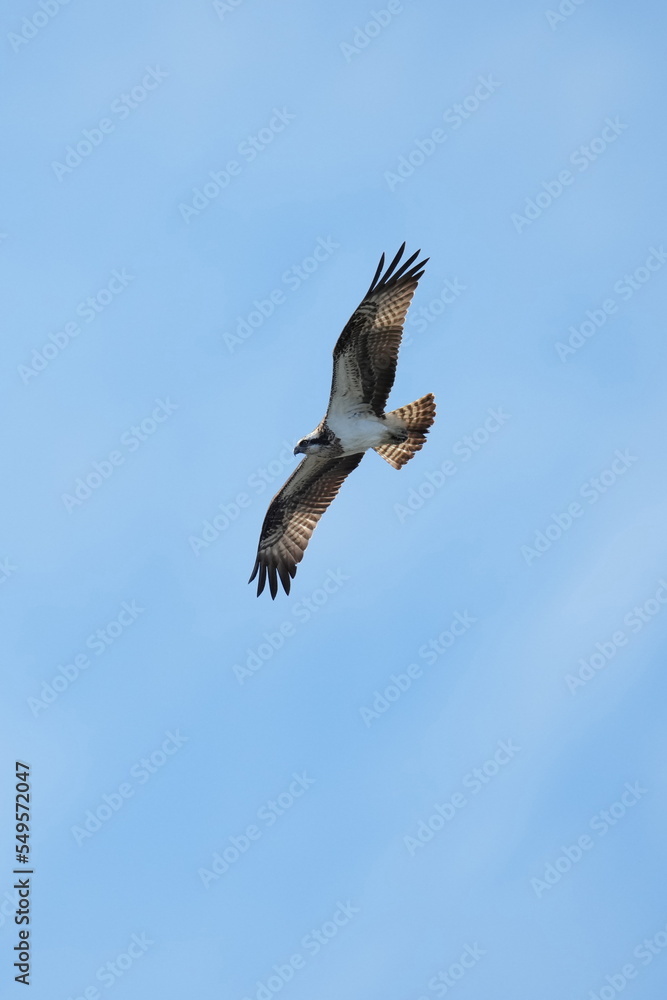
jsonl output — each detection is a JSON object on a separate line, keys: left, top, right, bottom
{"left": 327, "top": 244, "right": 427, "bottom": 421}
{"left": 248, "top": 453, "right": 363, "bottom": 600}
{"left": 249, "top": 243, "right": 435, "bottom": 598}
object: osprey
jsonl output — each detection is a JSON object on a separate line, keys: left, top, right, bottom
{"left": 249, "top": 243, "right": 435, "bottom": 598}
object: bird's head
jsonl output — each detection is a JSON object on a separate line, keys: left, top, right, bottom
{"left": 294, "top": 433, "right": 326, "bottom": 456}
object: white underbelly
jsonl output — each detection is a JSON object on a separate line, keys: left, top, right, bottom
{"left": 327, "top": 412, "right": 389, "bottom": 454}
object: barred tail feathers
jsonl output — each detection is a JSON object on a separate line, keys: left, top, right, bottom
{"left": 373, "top": 392, "right": 436, "bottom": 469}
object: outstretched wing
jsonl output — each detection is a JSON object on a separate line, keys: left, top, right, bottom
{"left": 249, "top": 452, "right": 364, "bottom": 598}
{"left": 327, "top": 243, "right": 428, "bottom": 420}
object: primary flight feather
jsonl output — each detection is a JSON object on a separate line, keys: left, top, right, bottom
{"left": 249, "top": 243, "right": 435, "bottom": 598}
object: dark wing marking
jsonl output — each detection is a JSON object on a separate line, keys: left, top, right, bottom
{"left": 327, "top": 243, "right": 428, "bottom": 419}
{"left": 249, "top": 452, "right": 364, "bottom": 598}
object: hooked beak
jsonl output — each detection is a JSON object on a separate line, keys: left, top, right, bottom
{"left": 293, "top": 444, "right": 304, "bottom": 456}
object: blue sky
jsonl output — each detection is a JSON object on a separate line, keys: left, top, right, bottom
{"left": 2, "top": 0, "right": 667, "bottom": 997}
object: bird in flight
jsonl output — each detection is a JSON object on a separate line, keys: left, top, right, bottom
{"left": 249, "top": 243, "right": 435, "bottom": 598}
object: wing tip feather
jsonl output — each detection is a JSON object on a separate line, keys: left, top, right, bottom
{"left": 249, "top": 455, "right": 364, "bottom": 598}
{"left": 368, "top": 244, "right": 428, "bottom": 296}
